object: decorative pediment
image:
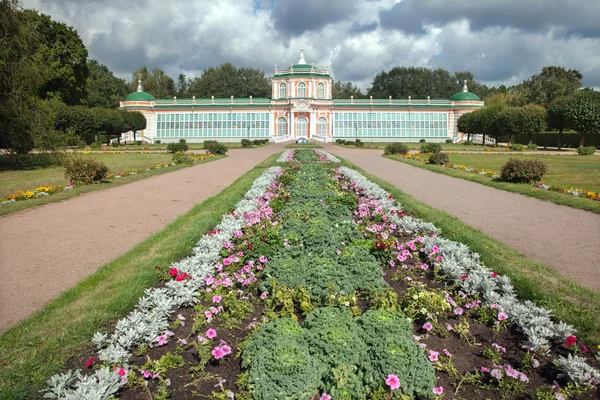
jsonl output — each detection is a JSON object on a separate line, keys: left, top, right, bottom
{"left": 294, "top": 99, "right": 310, "bottom": 110}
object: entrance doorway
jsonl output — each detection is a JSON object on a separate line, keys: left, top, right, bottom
{"left": 296, "top": 117, "right": 308, "bottom": 139}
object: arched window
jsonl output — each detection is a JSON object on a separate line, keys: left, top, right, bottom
{"left": 317, "top": 83, "right": 325, "bottom": 99}
{"left": 277, "top": 117, "right": 287, "bottom": 136}
{"left": 317, "top": 117, "right": 328, "bottom": 136}
{"left": 296, "top": 117, "right": 308, "bottom": 138}
{"left": 279, "top": 83, "right": 287, "bottom": 99}
{"left": 297, "top": 82, "right": 306, "bottom": 98}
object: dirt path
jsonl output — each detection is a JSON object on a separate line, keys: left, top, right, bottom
{"left": 325, "top": 144, "right": 600, "bottom": 292}
{"left": 0, "top": 144, "right": 285, "bottom": 332}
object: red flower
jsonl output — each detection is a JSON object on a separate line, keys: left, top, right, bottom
{"left": 388, "top": 195, "right": 393, "bottom": 200}
{"left": 491, "top": 272, "right": 498, "bottom": 278}
{"left": 460, "top": 275, "right": 468, "bottom": 281}
{"left": 565, "top": 336, "right": 577, "bottom": 346}
{"left": 169, "top": 267, "right": 178, "bottom": 277}
{"left": 248, "top": 243, "right": 253, "bottom": 250}
{"left": 85, "top": 357, "right": 95, "bottom": 368}
{"left": 580, "top": 344, "right": 588, "bottom": 353}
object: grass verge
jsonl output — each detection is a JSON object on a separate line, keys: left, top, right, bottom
{"left": 0, "top": 154, "right": 278, "bottom": 398}
{"left": 0, "top": 155, "right": 225, "bottom": 217}
{"left": 385, "top": 155, "right": 600, "bottom": 214}
{"left": 284, "top": 142, "right": 324, "bottom": 148}
{"left": 338, "top": 157, "right": 600, "bottom": 345}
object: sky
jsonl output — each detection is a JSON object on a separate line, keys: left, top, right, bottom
{"left": 21, "top": 0, "right": 600, "bottom": 91}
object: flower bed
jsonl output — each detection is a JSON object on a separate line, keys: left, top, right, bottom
{"left": 1, "top": 184, "right": 74, "bottom": 207}
{"left": 43, "top": 164, "right": 599, "bottom": 399}
{"left": 277, "top": 149, "right": 341, "bottom": 163}
{"left": 395, "top": 153, "right": 599, "bottom": 201}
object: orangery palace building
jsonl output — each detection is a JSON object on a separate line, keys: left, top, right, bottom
{"left": 120, "top": 50, "right": 484, "bottom": 143}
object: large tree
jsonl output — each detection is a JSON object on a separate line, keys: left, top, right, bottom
{"left": 564, "top": 89, "right": 600, "bottom": 147}
{"left": 238, "top": 67, "right": 271, "bottom": 97}
{"left": 332, "top": 80, "right": 364, "bottom": 99}
{"left": 0, "top": 0, "right": 49, "bottom": 153}
{"left": 175, "top": 73, "right": 189, "bottom": 98}
{"left": 519, "top": 104, "right": 547, "bottom": 143}
{"left": 547, "top": 96, "right": 571, "bottom": 150}
{"left": 130, "top": 66, "right": 175, "bottom": 99}
{"left": 187, "top": 63, "right": 270, "bottom": 98}
{"left": 23, "top": 9, "right": 88, "bottom": 105}
{"left": 522, "top": 66, "right": 583, "bottom": 109}
{"left": 85, "top": 59, "right": 129, "bottom": 108}
{"left": 496, "top": 107, "right": 522, "bottom": 143}
{"left": 457, "top": 112, "right": 475, "bottom": 142}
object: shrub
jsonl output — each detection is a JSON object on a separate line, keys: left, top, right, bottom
{"left": 111, "top": 141, "right": 120, "bottom": 148}
{"left": 135, "top": 140, "right": 142, "bottom": 145}
{"left": 253, "top": 139, "right": 263, "bottom": 146}
{"left": 577, "top": 146, "right": 596, "bottom": 156}
{"left": 355, "top": 139, "right": 364, "bottom": 147}
{"left": 90, "top": 142, "right": 101, "bottom": 150}
{"left": 155, "top": 140, "right": 161, "bottom": 144}
{"left": 527, "top": 143, "right": 538, "bottom": 151}
{"left": 205, "top": 141, "right": 227, "bottom": 155}
{"left": 166, "top": 142, "right": 189, "bottom": 153}
{"left": 445, "top": 139, "right": 453, "bottom": 143}
{"left": 420, "top": 143, "right": 442, "bottom": 153}
{"left": 64, "top": 157, "right": 110, "bottom": 184}
{"left": 383, "top": 142, "right": 409, "bottom": 155}
{"left": 335, "top": 139, "right": 343, "bottom": 144}
{"left": 510, "top": 143, "right": 524, "bottom": 151}
{"left": 172, "top": 151, "right": 192, "bottom": 164}
{"left": 463, "top": 140, "right": 473, "bottom": 145}
{"left": 179, "top": 139, "right": 186, "bottom": 144}
{"left": 77, "top": 140, "right": 87, "bottom": 149}
{"left": 240, "top": 138, "right": 252, "bottom": 148}
{"left": 419, "top": 139, "right": 426, "bottom": 143}
{"left": 500, "top": 158, "right": 548, "bottom": 183}
{"left": 428, "top": 152, "right": 449, "bottom": 165}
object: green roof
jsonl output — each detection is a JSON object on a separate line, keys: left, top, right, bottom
{"left": 124, "top": 91, "right": 155, "bottom": 102}
{"left": 291, "top": 63, "right": 311, "bottom": 69}
{"left": 449, "top": 91, "right": 481, "bottom": 101}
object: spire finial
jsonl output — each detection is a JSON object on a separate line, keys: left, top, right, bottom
{"left": 298, "top": 47, "right": 306, "bottom": 64}
{"left": 137, "top": 79, "right": 142, "bottom": 92}
{"left": 463, "top": 80, "right": 468, "bottom": 92}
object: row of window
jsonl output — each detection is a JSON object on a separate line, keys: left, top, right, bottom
{"left": 274, "top": 116, "right": 328, "bottom": 136}
{"left": 333, "top": 112, "right": 449, "bottom": 138}
{"left": 156, "top": 112, "right": 270, "bottom": 138}
{"left": 278, "top": 82, "right": 325, "bottom": 99}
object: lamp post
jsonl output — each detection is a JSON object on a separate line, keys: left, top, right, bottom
{"left": 247, "top": 125, "right": 250, "bottom": 141}
{"left": 409, "top": 108, "right": 412, "bottom": 143}
{"left": 355, "top": 123, "right": 358, "bottom": 143}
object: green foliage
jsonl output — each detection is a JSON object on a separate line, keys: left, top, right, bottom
{"left": 240, "top": 138, "right": 252, "bottom": 147}
{"left": 522, "top": 66, "right": 583, "bottom": 108}
{"left": 63, "top": 156, "right": 109, "bottom": 184}
{"left": 204, "top": 141, "right": 228, "bottom": 155}
{"left": 384, "top": 143, "right": 409, "bottom": 155}
{"left": 577, "top": 146, "right": 596, "bottom": 156}
{"left": 90, "top": 142, "right": 101, "bottom": 150}
{"left": 140, "top": 353, "right": 185, "bottom": 375}
{"left": 166, "top": 142, "right": 189, "bottom": 153}
{"left": 420, "top": 143, "right": 442, "bottom": 153}
{"left": 401, "top": 286, "right": 451, "bottom": 322}
{"left": 172, "top": 152, "right": 192, "bottom": 164}
{"left": 457, "top": 112, "right": 475, "bottom": 135}
{"left": 186, "top": 63, "right": 271, "bottom": 98}
{"left": 527, "top": 143, "right": 538, "bottom": 150}
{"left": 84, "top": 59, "right": 129, "bottom": 108}
{"left": 332, "top": 80, "right": 364, "bottom": 99}
{"left": 519, "top": 104, "right": 548, "bottom": 139}
{"left": 428, "top": 152, "right": 449, "bottom": 165}
{"left": 496, "top": 107, "right": 522, "bottom": 139}
{"left": 294, "top": 149, "right": 320, "bottom": 162}
{"left": 129, "top": 66, "right": 175, "bottom": 99}
{"left": 500, "top": 158, "right": 548, "bottom": 183}
{"left": 510, "top": 143, "right": 524, "bottom": 151}
{"left": 463, "top": 140, "right": 473, "bottom": 145}
{"left": 564, "top": 89, "right": 600, "bottom": 146}
{"left": 419, "top": 139, "right": 426, "bottom": 143}
{"left": 445, "top": 139, "right": 453, "bottom": 143}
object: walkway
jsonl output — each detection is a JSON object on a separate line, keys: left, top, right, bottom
{"left": 324, "top": 144, "right": 600, "bottom": 292}
{"left": 0, "top": 144, "right": 285, "bottom": 332}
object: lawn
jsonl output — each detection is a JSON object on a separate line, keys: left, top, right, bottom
{"left": 284, "top": 142, "right": 324, "bottom": 148}
{"left": 112, "top": 141, "right": 270, "bottom": 151}
{"left": 1, "top": 154, "right": 599, "bottom": 399}
{"left": 335, "top": 141, "right": 580, "bottom": 152}
{"left": 0, "top": 153, "right": 224, "bottom": 216}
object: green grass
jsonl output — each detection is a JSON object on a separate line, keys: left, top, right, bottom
{"left": 337, "top": 158, "right": 600, "bottom": 344}
{"left": 110, "top": 142, "right": 269, "bottom": 151}
{"left": 284, "top": 142, "right": 324, "bottom": 148}
{"left": 386, "top": 155, "right": 600, "bottom": 214}
{"left": 0, "top": 154, "right": 279, "bottom": 398}
{"left": 335, "top": 142, "right": 580, "bottom": 152}
{"left": 0, "top": 153, "right": 224, "bottom": 216}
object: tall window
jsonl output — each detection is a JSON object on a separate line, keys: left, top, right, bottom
{"left": 317, "top": 83, "right": 325, "bottom": 99}
{"left": 279, "top": 83, "right": 287, "bottom": 99}
{"left": 317, "top": 117, "right": 327, "bottom": 136}
{"left": 277, "top": 117, "right": 287, "bottom": 136}
{"left": 297, "top": 82, "right": 306, "bottom": 98}
{"left": 296, "top": 117, "right": 308, "bottom": 137}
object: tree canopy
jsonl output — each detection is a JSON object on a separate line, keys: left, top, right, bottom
{"left": 522, "top": 66, "right": 583, "bottom": 109}
{"left": 130, "top": 66, "right": 176, "bottom": 99}
{"left": 85, "top": 59, "right": 129, "bottom": 108}
{"left": 332, "top": 80, "right": 364, "bottom": 99}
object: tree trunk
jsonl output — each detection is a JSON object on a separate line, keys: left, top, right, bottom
{"left": 467, "top": 133, "right": 471, "bottom": 142}
{"left": 557, "top": 129, "right": 562, "bottom": 150}
{"left": 481, "top": 132, "right": 486, "bottom": 147}
{"left": 579, "top": 133, "right": 585, "bottom": 147}
{"left": 133, "top": 131, "right": 137, "bottom": 143}
{"left": 106, "top": 135, "right": 110, "bottom": 145}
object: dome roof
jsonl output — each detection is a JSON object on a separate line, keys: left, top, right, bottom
{"left": 449, "top": 80, "right": 481, "bottom": 101}
{"left": 124, "top": 80, "right": 155, "bottom": 102}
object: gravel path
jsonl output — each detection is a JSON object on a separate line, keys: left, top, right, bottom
{"left": 325, "top": 144, "right": 600, "bottom": 292}
{"left": 0, "top": 144, "right": 285, "bottom": 332}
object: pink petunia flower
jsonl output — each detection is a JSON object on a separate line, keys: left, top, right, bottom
{"left": 221, "top": 345, "right": 232, "bottom": 355}
{"left": 206, "top": 328, "right": 217, "bottom": 339}
{"left": 445, "top": 323, "right": 454, "bottom": 331}
{"left": 428, "top": 350, "right": 439, "bottom": 362}
{"left": 385, "top": 374, "right": 401, "bottom": 391}
{"left": 85, "top": 357, "right": 94, "bottom": 368}
{"left": 212, "top": 295, "right": 222, "bottom": 303}
{"left": 320, "top": 394, "right": 331, "bottom": 400}
{"left": 433, "top": 386, "right": 444, "bottom": 395}
{"left": 443, "top": 349, "right": 452, "bottom": 357}
{"left": 423, "top": 322, "right": 433, "bottom": 332}
{"left": 156, "top": 335, "right": 168, "bottom": 346}
{"left": 454, "top": 308, "right": 464, "bottom": 316}
{"left": 212, "top": 346, "right": 226, "bottom": 360}
{"left": 498, "top": 312, "right": 508, "bottom": 321}
{"left": 204, "top": 311, "right": 213, "bottom": 319}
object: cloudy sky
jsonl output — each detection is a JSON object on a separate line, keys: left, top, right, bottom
{"left": 22, "top": 0, "right": 600, "bottom": 91}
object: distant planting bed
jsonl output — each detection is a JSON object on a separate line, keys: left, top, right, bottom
{"left": 284, "top": 142, "right": 324, "bottom": 148}
{"left": 26, "top": 157, "right": 599, "bottom": 400}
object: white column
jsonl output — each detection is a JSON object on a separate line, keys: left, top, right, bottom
{"left": 309, "top": 110, "right": 316, "bottom": 138}
{"left": 290, "top": 81, "right": 295, "bottom": 98}
{"left": 289, "top": 110, "right": 294, "bottom": 138}
{"left": 269, "top": 111, "right": 275, "bottom": 139}
{"left": 308, "top": 81, "right": 313, "bottom": 98}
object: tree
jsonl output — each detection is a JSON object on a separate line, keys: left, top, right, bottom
{"left": 175, "top": 73, "right": 189, "bottom": 98}
{"left": 54, "top": 104, "right": 95, "bottom": 141}
{"left": 564, "top": 89, "right": 600, "bottom": 147}
{"left": 130, "top": 66, "right": 175, "bottom": 99}
{"left": 471, "top": 103, "right": 506, "bottom": 147}
{"left": 0, "top": 0, "right": 49, "bottom": 153}
{"left": 131, "top": 111, "right": 147, "bottom": 142}
{"left": 547, "top": 97, "right": 570, "bottom": 150}
{"left": 91, "top": 108, "right": 124, "bottom": 144}
{"left": 188, "top": 63, "right": 242, "bottom": 98}
{"left": 457, "top": 112, "right": 475, "bottom": 142}
{"left": 332, "top": 80, "right": 364, "bottom": 99}
{"left": 519, "top": 104, "right": 547, "bottom": 143}
{"left": 238, "top": 67, "right": 271, "bottom": 97}
{"left": 85, "top": 59, "right": 128, "bottom": 108}
{"left": 522, "top": 66, "right": 582, "bottom": 109}
{"left": 23, "top": 9, "right": 88, "bottom": 105}
{"left": 496, "top": 107, "right": 522, "bottom": 143}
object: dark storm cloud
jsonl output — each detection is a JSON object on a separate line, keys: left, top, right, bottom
{"left": 271, "top": 0, "right": 356, "bottom": 36}
{"left": 379, "top": 0, "right": 600, "bottom": 39}
{"left": 349, "top": 21, "right": 378, "bottom": 34}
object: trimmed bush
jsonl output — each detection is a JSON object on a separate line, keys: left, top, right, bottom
{"left": 155, "top": 140, "right": 161, "bottom": 144}
{"left": 205, "top": 141, "right": 227, "bottom": 155}
{"left": 500, "top": 158, "right": 548, "bottom": 183}
{"left": 510, "top": 143, "right": 524, "bottom": 151}
{"left": 240, "top": 139, "right": 252, "bottom": 148}
{"left": 64, "top": 157, "right": 110, "bottom": 184}
{"left": 445, "top": 139, "right": 453, "bottom": 143}
{"left": 527, "top": 143, "right": 538, "bottom": 151}
{"left": 463, "top": 140, "right": 473, "bottom": 145}
{"left": 355, "top": 139, "right": 364, "bottom": 147}
{"left": 383, "top": 142, "right": 409, "bottom": 155}
{"left": 420, "top": 143, "right": 442, "bottom": 153}
{"left": 111, "top": 141, "right": 120, "bottom": 148}
{"left": 166, "top": 142, "right": 189, "bottom": 153}
{"left": 172, "top": 151, "right": 192, "bottom": 164}
{"left": 90, "top": 142, "right": 101, "bottom": 150}
{"left": 419, "top": 139, "right": 426, "bottom": 143}
{"left": 577, "top": 146, "right": 596, "bottom": 156}
{"left": 253, "top": 139, "right": 263, "bottom": 146}
{"left": 428, "top": 152, "right": 449, "bottom": 165}
{"left": 179, "top": 139, "right": 187, "bottom": 144}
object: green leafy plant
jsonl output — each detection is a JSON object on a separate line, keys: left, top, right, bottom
{"left": 500, "top": 158, "right": 548, "bottom": 183}
{"left": 577, "top": 146, "right": 596, "bottom": 156}
{"left": 420, "top": 143, "right": 442, "bottom": 153}
{"left": 428, "top": 152, "right": 449, "bottom": 165}
{"left": 172, "top": 151, "right": 192, "bottom": 164}
{"left": 527, "top": 143, "right": 538, "bottom": 150}
{"left": 64, "top": 157, "right": 109, "bottom": 184}
{"left": 510, "top": 143, "right": 524, "bottom": 151}
{"left": 166, "top": 142, "right": 189, "bottom": 153}
{"left": 240, "top": 139, "right": 252, "bottom": 148}
{"left": 383, "top": 143, "right": 409, "bottom": 155}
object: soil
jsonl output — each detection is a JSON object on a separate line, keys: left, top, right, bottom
{"left": 323, "top": 143, "right": 600, "bottom": 292}
{"left": 0, "top": 144, "right": 286, "bottom": 332}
